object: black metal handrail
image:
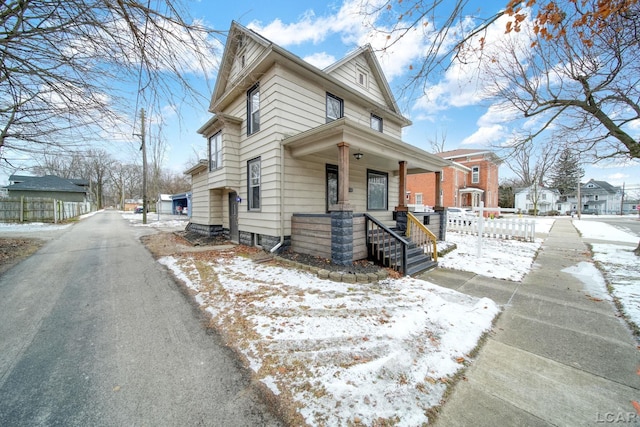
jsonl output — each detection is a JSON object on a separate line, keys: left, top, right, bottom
{"left": 364, "top": 213, "right": 409, "bottom": 274}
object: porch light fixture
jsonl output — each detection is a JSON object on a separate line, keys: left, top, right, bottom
{"left": 353, "top": 152, "right": 364, "bottom": 160}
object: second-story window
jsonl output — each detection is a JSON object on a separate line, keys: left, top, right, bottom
{"left": 326, "top": 93, "right": 343, "bottom": 123}
{"left": 370, "top": 114, "right": 383, "bottom": 132}
{"left": 208, "top": 131, "right": 222, "bottom": 171}
{"left": 247, "top": 83, "right": 260, "bottom": 135}
{"left": 472, "top": 166, "right": 480, "bottom": 184}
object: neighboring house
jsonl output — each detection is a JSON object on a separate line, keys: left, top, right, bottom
{"left": 406, "top": 149, "right": 501, "bottom": 215}
{"left": 514, "top": 185, "right": 561, "bottom": 214}
{"left": 4, "top": 174, "right": 89, "bottom": 202}
{"left": 157, "top": 194, "right": 173, "bottom": 214}
{"left": 622, "top": 199, "right": 639, "bottom": 215}
{"left": 186, "top": 21, "right": 451, "bottom": 268}
{"left": 574, "top": 179, "right": 622, "bottom": 214}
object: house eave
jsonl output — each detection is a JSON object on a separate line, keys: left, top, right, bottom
{"left": 197, "top": 114, "right": 243, "bottom": 135}
{"left": 283, "top": 118, "right": 451, "bottom": 172}
{"left": 185, "top": 160, "right": 208, "bottom": 175}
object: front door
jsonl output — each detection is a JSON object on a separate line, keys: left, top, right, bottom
{"left": 229, "top": 192, "right": 239, "bottom": 242}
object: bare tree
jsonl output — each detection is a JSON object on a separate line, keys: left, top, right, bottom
{"left": 478, "top": 4, "right": 640, "bottom": 160}
{"left": 427, "top": 129, "right": 447, "bottom": 153}
{"left": 357, "top": 0, "right": 640, "bottom": 160}
{"left": 0, "top": 0, "right": 221, "bottom": 166}
{"left": 505, "top": 142, "right": 557, "bottom": 187}
{"left": 82, "top": 149, "right": 114, "bottom": 210}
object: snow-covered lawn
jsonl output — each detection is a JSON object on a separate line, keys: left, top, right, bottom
{"left": 159, "top": 253, "right": 499, "bottom": 426}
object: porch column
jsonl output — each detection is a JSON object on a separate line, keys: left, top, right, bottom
{"left": 433, "top": 170, "right": 446, "bottom": 241}
{"left": 397, "top": 160, "right": 407, "bottom": 209}
{"left": 395, "top": 161, "right": 409, "bottom": 235}
{"left": 332, "top": 141, "right": 353, "bottom": 266}
{"left": 434, "top": 171, "right": 442, "bottom": 208}
{"left": 337, "top": 142, "right": 350, "bottom": 207}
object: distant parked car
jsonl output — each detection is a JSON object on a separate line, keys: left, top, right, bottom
{"left": 581, "top": 209, "right": 599, "bottom": 215}
{"left": 134, "top": 206, "right": 144, "bottom": 213}
{"left": 447, "top": 207, "right": 477, "bottom": 225}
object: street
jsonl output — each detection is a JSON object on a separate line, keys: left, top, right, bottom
{"left": 0, "top": 210, "right": 281, "bottom": 426}
{"left": 577, "top": 214, "right": 640, "bottom": 240}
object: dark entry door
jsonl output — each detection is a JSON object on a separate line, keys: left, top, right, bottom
{"left": 229, "top": 192, "right": 239, "bottom": 242}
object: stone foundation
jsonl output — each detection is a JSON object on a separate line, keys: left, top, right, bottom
{"left": 185, "top": 222, "right": 224, "bottom": 237}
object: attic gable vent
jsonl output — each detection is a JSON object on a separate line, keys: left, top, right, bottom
{"left": 356, "top": 65, "right": 368, "bottom": 89}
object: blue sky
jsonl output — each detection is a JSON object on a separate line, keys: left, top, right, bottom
{"left": 3, "top": 0, "right": 639, "bottom": 195}
{"left": 163, "top": 0, "right": 637, "bottom": 192}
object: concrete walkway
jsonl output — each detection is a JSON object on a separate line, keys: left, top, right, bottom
{"left": 420, "top": 218, "right": 640, "bottom": 426}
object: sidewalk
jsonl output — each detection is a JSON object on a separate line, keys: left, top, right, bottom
{"left": 420, "top": 218, "right": 640, "bottom": 426}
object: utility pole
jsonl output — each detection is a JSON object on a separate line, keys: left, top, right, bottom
{"left": 141, "top": 108, "right": 148, "bottom": 225}
{"left": 136, "top": 108, "right": 148, "bottom": 225}
{"left": 620, "top": 182, "right": 625, "bottom": 215}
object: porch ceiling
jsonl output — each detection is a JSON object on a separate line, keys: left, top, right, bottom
{"left": 459, "top": 187, "right": 485, "bottom": 194}
{"left": 283, "top": 118, "right": 451, "bottom": 173}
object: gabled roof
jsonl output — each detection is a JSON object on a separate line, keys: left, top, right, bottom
{"left": 582, "top": 179, "right": 619, "bottom": 194}
{"left": 437, "top": 149, "right": 502, "bottom": 164}
{"left": 323, "top": 44, "right": 403, "bottom": 118}
{"left": 210, "top": 21, "right": 410, "bottom": 126}
{"left": 4, "top": 175, "right": 87, "bottom": 193}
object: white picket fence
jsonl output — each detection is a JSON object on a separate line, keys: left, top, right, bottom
{"left": 447, "top": 217, "right": 536, "bottom": 242}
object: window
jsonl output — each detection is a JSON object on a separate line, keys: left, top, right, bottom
{"left": 247, "top": 84, "right": 260, "bottom": 135}
{"left": 367, "top": 169, "right": 388, "bottom": 210}
{"left": 208, "top": 131, "right": 222, "bottom": 171}
{"left": 326, "top": 164, "right": 338, "bottom": 212}
{"left": 247, "top": 157, "right": 261, "bottom": 210}
{"left": 326, "top": 93, "right": 343, "bottom": 122}
{"left": 415, "top": 193, "right": 423, "bottom": 205}
{"left": 471, "top": 166, "right": 480, "bottom": 184}
{"left": 370, "top": 114, "right": 383, "bottom": 132}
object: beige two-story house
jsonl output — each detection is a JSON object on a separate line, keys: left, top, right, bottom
{"left": 187, "top": 21, "right": 450, "bottom": 272}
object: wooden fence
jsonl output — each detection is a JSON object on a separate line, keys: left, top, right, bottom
{"left": 447, "top": 217, "right": 536, "bottom": 242}
{"left": 0, "top": 197, "right": 91, "bottom": 223}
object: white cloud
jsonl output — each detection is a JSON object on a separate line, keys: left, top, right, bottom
{"left": 247, "top": 0, "right": 432, "bottom": 82}
{"left": 461, "top": 124, "right": 505, "bottom": 146}
{"left": 304, "top": 52, "right": 337, "bottom": 69}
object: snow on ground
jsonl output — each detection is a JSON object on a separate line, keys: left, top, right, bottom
{"left": 121, "top": 211, "right": 189, "bottom": 231}
{"left": 5, "top": 213, "right": 639, "bottom": 424}
{"left": 158, "top": 254, "right": 499, "bottom": 426}
{"left": 0, "top": 221, "right": 72, "bottom": 232}
{"left": 573, "top": 217, "right": 640, "bottom": 329}
{"left": 437, "top": 233, "right": 542, "bottom": 281}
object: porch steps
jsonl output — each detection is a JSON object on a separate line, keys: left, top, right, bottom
{"left": 369, "top": 236, "right": 436, "bottom": 276}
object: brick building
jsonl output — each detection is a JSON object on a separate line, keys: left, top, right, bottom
{"left": 406, "top": 149, "right": 501, "bottom": 214}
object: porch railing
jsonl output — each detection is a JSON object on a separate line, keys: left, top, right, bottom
{"left": 406, "top": 212, "right": 438, "bottom": 262}
{"left": 364, "top": 213, "right": 409, "bottom": 274}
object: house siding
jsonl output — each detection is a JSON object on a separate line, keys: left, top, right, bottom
{"left": 188, "top": 22, "right": 443, "bottom": 264}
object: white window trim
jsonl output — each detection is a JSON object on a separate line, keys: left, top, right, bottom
{"left": 208, "top": 131, "right": 222, "bottom": 171}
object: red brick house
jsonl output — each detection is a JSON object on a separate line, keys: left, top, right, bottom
{"left": 407, "top": 149, "right": 501, "bottom": 214}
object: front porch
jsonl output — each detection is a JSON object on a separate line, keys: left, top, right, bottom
{"left": 290, "top": 210, "right": 445, "bottom": 276}
{"left": 283, "top": 118, "right": 451, "bottom": 275}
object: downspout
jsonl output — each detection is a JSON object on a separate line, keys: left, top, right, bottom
{"left": 270, "top": 140, "right": 285, "bottom": 253}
